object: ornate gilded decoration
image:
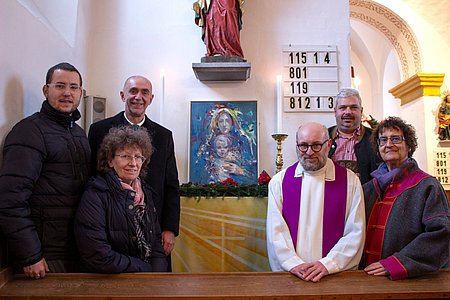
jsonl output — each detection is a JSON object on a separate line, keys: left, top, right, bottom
{"left": 388, "top": 73, "right": 444, "bottom": 105}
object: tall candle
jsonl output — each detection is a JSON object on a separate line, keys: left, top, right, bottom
{"left": 160, "top": 69, "right": 165, "bottom": 125}
{"left": 276, "top": 75, "right": 282, "bottom": 133}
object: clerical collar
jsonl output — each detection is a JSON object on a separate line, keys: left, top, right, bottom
{"left": 124, "top": 113, "right": 145, "bottom": 127}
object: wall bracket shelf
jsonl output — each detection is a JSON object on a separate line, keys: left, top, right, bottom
{"left": 192, "top": 56, "right": 251, "bottom": 82}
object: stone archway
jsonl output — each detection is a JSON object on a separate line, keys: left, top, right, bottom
{"left": 350, "top": 0, "right": 422, "bottom": 80}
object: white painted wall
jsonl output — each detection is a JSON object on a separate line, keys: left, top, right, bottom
{"left": 0, "top": 0, "right": 90, "bottom": 165}
{"left": 382, "top": 51, "right": 401, "bottom": 118}
{"left": 351, "top": 0, "right": 450, "bottom": 173}
{"left": 3, "top": 0, "right": 449, "bottom": 183}
{"left": 373, "top": 0, "right": 450, "bottom": 89}
{"left": 85, "top": 0, "right": 350, "bottom": 181}
{"left": 1, "top": 0, "right": 350, "bottom": 182}
{"left": 400, "top": 96, "right": 441, "bottom": 173}
{"left": 350, "top": 19, "right": 401, "bottom": 121}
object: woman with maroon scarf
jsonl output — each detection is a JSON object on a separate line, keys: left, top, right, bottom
{"left": 75, "top": 126, "right": 167, "bottom": 273}
{"left": 362, "top": 116, "right": 450, "bottom": 280}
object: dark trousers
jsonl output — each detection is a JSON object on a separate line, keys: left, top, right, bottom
{"left": 166, "top": 254, "right": 172, "bottom": 272}
{"left": 46, "top": 259, "right": 87, "bottom": 273}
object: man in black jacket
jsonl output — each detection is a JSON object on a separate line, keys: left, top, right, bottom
{"left": 328, "top": 88, "right": 380, "bottom": 184}
{"left": 88, "top": 75, "right": 180, "bottom": 271}
{"left": 0, "top": 63, "right": 91, "bottom": 278}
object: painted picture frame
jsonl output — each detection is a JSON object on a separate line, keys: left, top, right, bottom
{"left": 189, "top": 100, "right": 258, "bottom": 185}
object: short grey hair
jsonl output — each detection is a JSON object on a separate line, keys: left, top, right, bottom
{"left": 335, "top": 88, "right": 362, "bottom": 108}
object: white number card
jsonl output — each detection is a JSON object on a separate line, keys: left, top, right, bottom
{"left": 282, "top": 45, "right": 339, "bottom": 112}
{"left": 434, "top": 149, "right": 450, "bottom": 186}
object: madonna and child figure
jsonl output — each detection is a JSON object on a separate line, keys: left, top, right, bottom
{"left": 190, "top": 104, "right": 257, "bottom": 185}
{"left": 210, "top": 134, "right": 245, "bottom": 182}
{"left": 438, "top": 93, "right": 450, "bottom": 140}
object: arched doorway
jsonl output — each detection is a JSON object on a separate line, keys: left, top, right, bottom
{"left": 349, "top": 0, "right": 422, "bottom": 119}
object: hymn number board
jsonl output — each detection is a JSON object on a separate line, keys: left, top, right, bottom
{"left": 282, "top": 45, "right": 339, "bottom": 112}
{"left": 434, "top": 149, "right": 450, "bottom": 186}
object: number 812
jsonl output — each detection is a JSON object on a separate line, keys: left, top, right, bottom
{"left": 289, "top": 97, "right": 334, "bottom": 110}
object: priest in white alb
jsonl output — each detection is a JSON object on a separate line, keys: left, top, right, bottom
{"left": 266, "top": 122, "right": 365, "bottom": 282}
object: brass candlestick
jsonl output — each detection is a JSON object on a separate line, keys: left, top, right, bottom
{"left": 272, "top": 134, "right": 288, "bottom": 173}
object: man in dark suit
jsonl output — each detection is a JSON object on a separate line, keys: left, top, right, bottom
{"left": 88, "top": 75, "right": 180, "bottom": 270}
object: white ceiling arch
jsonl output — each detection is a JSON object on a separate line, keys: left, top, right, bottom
{"left": 350, "top": 0, "right": 421, "bottom": 80}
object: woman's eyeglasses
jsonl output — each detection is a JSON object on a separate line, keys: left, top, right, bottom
{"left": 114, "top": 154, "right": 146, "bottom": 164}
{"left": 378, "top": 135, "right": 405, "bottom": 146}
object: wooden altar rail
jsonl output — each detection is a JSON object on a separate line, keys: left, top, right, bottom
{"left": 0, "top": 268, "right": 449, "bottom": 299}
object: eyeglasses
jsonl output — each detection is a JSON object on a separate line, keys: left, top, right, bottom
{"left": 378, "top": 135, "right": 405, "bottom": 146}
{"left": 297, "top": 140, "right": 328, "bottom": 153}
{"left": 114, "top": 154, "right": 146, "bottom": 164}
{"left": 47, "top": 83, "right": 82, "bottom": 93}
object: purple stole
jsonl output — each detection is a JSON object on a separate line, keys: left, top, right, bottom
{"left": 282, "top": 161, "right": 347, "bottom": 257}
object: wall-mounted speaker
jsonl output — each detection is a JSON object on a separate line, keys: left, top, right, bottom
{"left": 84, "top": 96, "right": 106, "bottom": 131}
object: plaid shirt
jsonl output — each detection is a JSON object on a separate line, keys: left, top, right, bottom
{"left": 333, "top": 126, "right": 361, "bottom": 162}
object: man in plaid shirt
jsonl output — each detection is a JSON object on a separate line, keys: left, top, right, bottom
{"left": 328, "top": 88, "right": 380, "bottom": 184}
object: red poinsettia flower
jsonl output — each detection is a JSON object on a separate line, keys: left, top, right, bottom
{"left": 221, "top": 178, "right": 239, "bottom": 187}
{"left": 362, "top": 114, "right": 378, "bottom": 129}
{"left": 258, "top": 170, "right": 271, "bottom": 185}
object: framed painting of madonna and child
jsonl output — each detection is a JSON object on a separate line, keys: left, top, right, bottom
{"left": 189, "top": 101, "right": 258, "bottom": 185}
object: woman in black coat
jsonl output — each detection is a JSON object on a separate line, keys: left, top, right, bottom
{"left": 75, "top": 126, "right": 167, "bottom": 273}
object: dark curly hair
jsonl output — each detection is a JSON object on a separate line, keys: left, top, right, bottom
{"left": 97, "top": 126, "right": 153, "bottom": 177}
{"left": 370, "top": 116, "right": 417, "bottom": 158}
